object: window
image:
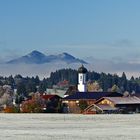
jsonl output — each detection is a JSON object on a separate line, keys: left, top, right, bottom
{"left": 80, "top": 75, "right": 82, "bottom": 81}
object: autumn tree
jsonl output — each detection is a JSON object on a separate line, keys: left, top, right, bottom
{"left": 20, "top": 93, "right": 44, "bottom": 113}
{"left": 4, "top": 105, "right": 20, "bottom": 113}
{"left": 87, "top": 81, "right": 102, "bottom": 92}
{"left": 110, "top": 84, "right": 120, "bottom": 92}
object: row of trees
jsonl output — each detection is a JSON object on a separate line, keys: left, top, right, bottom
{"left": 47, "top": 69, "right": 140, "bottom": 93}
{"left": 0, "top": 75, "right": 46, "bottom": 97}
{"left": 0, "top": 69, "right": 140, "bottom": 96}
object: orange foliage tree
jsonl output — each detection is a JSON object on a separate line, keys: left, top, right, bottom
{"left": 20, "top": 93, "right": 45, "bottom": 113}
{"left": 4, "top": 106, "right": 20, "bottom": 113}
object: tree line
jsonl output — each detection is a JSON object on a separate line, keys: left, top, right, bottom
{"left": 0, "top": 69, "right": 140, "bottom": 96}
{"left": 47, "top": 69, "right": 140, "bottom": 93}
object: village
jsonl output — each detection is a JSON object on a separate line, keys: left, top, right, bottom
{"left": 0, "top": 65, "right": 139, "bottom": 114}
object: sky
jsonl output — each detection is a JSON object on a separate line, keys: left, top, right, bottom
{"left": 0, "top": 0, "right": 140, "bottom": 77}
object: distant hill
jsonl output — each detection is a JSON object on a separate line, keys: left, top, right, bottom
{"left": 46, "top": 69, "right": 140, "bottom": 93}
{"left": 7, "top": 50, "right": 87, "bottom": 64}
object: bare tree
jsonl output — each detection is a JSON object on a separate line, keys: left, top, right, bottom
{"left": 0, "top": 85, "right": 14, "bottom": 107}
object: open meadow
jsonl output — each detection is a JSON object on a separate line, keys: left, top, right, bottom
{"left": 0, "top": 114, "right": 140, "bottom": 140}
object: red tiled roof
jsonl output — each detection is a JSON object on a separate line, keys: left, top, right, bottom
{"left": 57, "top": 80, "right": 69, "bottom": 86}
{"left": 41, "top": 95, "right": 57, "bottom": 100}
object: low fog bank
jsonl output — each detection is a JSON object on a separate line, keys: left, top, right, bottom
{"left": 0, "top": 61, "right": 139, "bottom": 79}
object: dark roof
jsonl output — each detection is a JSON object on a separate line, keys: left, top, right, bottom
{"left": 63, "top": 92, "right": 122, "bottom": 100}
{"left": 78, "top": 65, "right": 87, "bottom": 73}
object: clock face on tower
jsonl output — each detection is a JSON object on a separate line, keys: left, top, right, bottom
{"left": 80, "top": 75, "right": 83, "bottom": 81}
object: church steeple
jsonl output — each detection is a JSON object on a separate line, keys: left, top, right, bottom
{"left": 78, "top": 65, "right": 87, "bottom": 92}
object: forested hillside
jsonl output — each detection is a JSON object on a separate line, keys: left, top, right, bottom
{"left": 0, "top": 69, "right": 140, "bottom": 96}
{"left": 47, "top": 69, "right": 140, "bottom": 93}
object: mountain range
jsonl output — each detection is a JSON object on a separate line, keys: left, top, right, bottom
{"left": 0, "top": 50, "right": 139, "bottom": 79}
{"left": 7, "top": 50, "right": 87, "bottom": 64}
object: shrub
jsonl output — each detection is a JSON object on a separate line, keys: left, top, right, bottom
{"left": 4, "top": 106, "right": 20, "bottom": 113}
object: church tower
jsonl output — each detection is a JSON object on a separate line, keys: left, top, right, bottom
{"left": 78, "top": 65, "right": 87, "bottom": 92}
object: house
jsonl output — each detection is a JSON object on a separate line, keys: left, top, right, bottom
{"left": 63, "top": 92, "right": 122, "bottom": 113}
{"left": 84, "top": 96, "right": 140, "bottom": 114}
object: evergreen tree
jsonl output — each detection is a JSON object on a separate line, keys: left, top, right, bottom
{"left": 121, "top": 72, "right": 127, "bottom": 92}
{"left": 38, "top": 80, "right": 47, "bottom": 94}
{"left": 17, "top": 82, "right": 26, "bottom": 96}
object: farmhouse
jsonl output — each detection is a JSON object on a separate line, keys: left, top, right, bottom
{"left": 84, "top": 96, "right": 140, "bottom": 114}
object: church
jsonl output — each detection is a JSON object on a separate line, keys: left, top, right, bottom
{"left": 63, "top": 65, "right": 122, "bottom": 113}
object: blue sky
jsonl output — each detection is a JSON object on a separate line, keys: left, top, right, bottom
{"left": 0, "top": 0, "right": 140, "bottom": 63}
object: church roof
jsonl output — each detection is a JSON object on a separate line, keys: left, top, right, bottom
{"left": 63, "top": 92, "right": 122, "bottom": 100}
{"left": 78, "top": 65, "right": 87, "bottom": 73}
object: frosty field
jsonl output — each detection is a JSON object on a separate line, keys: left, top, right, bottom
{"left": 0, "top": 114, "right": 140, "bottom": 140}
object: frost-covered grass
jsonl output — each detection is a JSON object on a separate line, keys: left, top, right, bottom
{"left": 0, "top": 113, "right": 140, "bottom": 140}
